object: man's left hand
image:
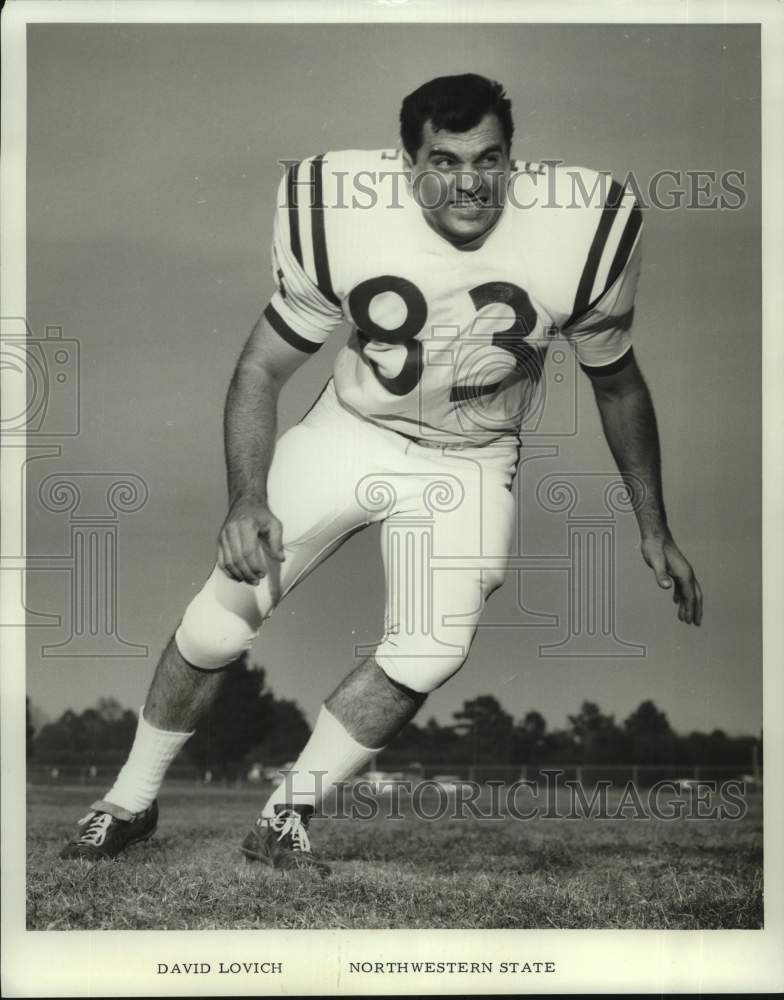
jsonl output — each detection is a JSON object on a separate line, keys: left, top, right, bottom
{"left": 640, "top": 533, "right": 703, "bottom": 626}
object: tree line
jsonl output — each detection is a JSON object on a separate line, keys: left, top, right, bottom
{"left": 381, "top": 695, "right": 761, "bottom": 771}
{"left": 27, "top": 656, "right": 761, "bottom": 778}
{"left": 28, "top": 656, "right": 309, "bottom": 781}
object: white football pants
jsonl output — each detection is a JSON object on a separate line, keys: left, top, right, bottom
{"left": 176, "top": 380, "right": 518, "bottom": 693}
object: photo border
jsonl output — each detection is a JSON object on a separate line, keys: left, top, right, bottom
{"left": 1, "top": 0, "right": 782, "bottom": 995}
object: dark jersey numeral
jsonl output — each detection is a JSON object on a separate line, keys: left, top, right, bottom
{"left": 348, "top": 275, "right": 541, "bottom": 400}
{"left": 348, "top": 275, "right": 427, "bottom": 396}
{"left": 450, "top": 282, "right": 543, "bottom": 402}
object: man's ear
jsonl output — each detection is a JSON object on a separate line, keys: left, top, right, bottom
{"left": 401, "top": 148, "right": 414, "bottom": 173}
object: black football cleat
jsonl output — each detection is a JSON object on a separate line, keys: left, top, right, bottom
{"left": 240, "top": 804, "right": 331, "bottom": 876}
{"left": 59, "top": 800, "right": 158, "bottom": 860}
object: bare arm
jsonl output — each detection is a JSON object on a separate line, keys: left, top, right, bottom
{"left": 218, "top": 312, "right": 310, "bottom": 586}
{"left": 587, "top": 351, "right": 703, "bottom": 625}
{"left": 588, "top": 351, "right": 668, "bottom": 537}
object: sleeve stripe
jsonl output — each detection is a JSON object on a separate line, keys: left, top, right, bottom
{"left": 286, "top": 163, "right": 303, "bottom": 267}
{"left": 597, "top": 204, "right": 642, "bottom": 306}
{"left": 263, "top": 302, "right": 321, "bottom": 354}
{"left": 566, "top": 178, "right": 624, "bottom": 326}
{"left": 578, "top": 346, "right": 634, "bottom": 377}
{"left": 310, "top": 154, "right": 341, "bottom": 308}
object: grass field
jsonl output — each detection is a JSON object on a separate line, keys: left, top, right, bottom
{"left": 27, "top": 782, "right": 763, "bottom": 931}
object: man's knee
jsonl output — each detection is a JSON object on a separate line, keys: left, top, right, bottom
{"left": 175, "top": 574, "right": 263, "bottom": 670}
{"left": 374, "top": 642, "right": 470, "bottom": 694}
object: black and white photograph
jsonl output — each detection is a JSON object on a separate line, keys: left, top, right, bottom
{"left": 2, "top": 0, "right": 782, "bottom": 995}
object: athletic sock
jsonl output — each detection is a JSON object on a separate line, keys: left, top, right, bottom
{"left": 97, "top": 706, "right": 193, "bottom": 815}
{"left": 261, "top": 705, "right": 382, "bottom": 818}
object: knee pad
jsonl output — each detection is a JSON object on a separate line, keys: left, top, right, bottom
{"left": 175, "top": 571, "right": 263, "bottom": 671}
{"left": 373, "top": 563, "right": 504, "bottom": 693}
{"left": 374, "top": 632, "right": 473, "bottom": 694}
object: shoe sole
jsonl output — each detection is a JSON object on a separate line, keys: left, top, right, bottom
{"left": 238, "top": 843, "right": 330, "bottom": 875}
{"left": 238, "top": 844, "right": 268, "bottom": 864}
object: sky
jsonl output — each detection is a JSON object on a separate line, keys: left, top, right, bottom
{"left": 22, "top": 22, "right": 761, "bottom": 740}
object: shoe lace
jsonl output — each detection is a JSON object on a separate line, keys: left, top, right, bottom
{"left": 270, "top": 810, "right": 312, "bottom": 853}
{"left": 76, "top": 811, "right": 113, "bottom": 847}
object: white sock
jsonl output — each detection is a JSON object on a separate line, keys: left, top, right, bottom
{"left": 100, "top": 706, "right": 193, "bottom": 815}
{"left": 261, "top": 705, "right": 382, "bottom": 818}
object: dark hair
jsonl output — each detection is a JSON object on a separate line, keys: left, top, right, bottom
{"left": 399, "top": 74, "right": 514, "bottom": 159}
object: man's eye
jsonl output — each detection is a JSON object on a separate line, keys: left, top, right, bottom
{"left": 433, "top": 158, "right": 452, "bottom": 168}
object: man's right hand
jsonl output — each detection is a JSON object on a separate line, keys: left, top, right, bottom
{"left": 218, "top": 497, "right": 286, "bottom": 586}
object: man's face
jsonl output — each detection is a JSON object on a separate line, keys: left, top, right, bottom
{"left": 405, "top": 112, "right": 511, "bottom": 247}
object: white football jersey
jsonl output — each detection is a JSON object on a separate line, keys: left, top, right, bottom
{"left": 264, "top": 148, "right": 642, "bottom": 446}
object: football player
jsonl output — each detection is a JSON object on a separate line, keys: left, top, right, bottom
{"left": 60, "top": 75, "right": 702, "bottom": 871}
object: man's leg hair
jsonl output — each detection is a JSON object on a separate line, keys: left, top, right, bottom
{"left": 96, "top": 634, "right": 235, "bottom": 816}
{"left": 326, "top": 656, "right": 426, "bottom": 747}
{"left": 144, "top": 634, "right": 230, "bottom": 731}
